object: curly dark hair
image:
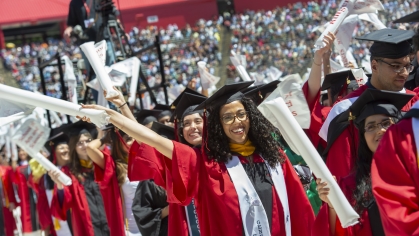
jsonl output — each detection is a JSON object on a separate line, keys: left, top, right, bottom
{"left": 206, "top": 96, "right": 286, "bottom": 168}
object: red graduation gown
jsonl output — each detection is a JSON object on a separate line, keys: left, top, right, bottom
{"left": 166, "top": 141, "right": 315, "bottom": 236}
{"left": 28, "top": 175, "right": 56, "bottom": 235}
{"left": 325, "top": 85, "right": 419, "bottom": 179}
{"left": 302, "top": 81, "right": 328, "bottom": 150}
{"left": 312, "top": 173, "right": 374, "bottom": 236}
{"left": 50, "top": 166, "right": 107, "bottom": 236}
{"left": 13, "top": 165, "right": 38, "bottom": 233}
{"left": 128, "top": 141, "right": 189, "bottom": 236}
{"left": 0, "top": 166, "right": 16, "bottom": 236}
{"left": 93, "top": 151, "right": 125, "bottom": 236}
{"left": 371, "top": 118, "right": 419, "bottom": 236}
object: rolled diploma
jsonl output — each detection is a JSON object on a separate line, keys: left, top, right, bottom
{"left": 33, "top": 152, "right": 72, "bottom": 186}
{"left": 128, "top": 58, "right": 141, "bottom": 106}
{"left": 80, "top": 41, "right": 119, "bottom": 98}
{"left": 230, "top": 51, "right": 251, "bottom": 81}
{"left": 314, "top": 7, "right": 349, "bottom": 50}
{"left": 258, "top": 97, "right": 359, "bottom": 228}
{"left": 0, "top": 84, "right": 109, "bottom": 127}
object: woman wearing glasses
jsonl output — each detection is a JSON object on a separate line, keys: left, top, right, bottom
{"left": 48, "top": 121, "right": 110, "bottom": 236}
{"left": 314, "top": 89, "right": 413, "bottom": 236}
{"left": 81, "top": 81, "right": 315, "bottom": 236}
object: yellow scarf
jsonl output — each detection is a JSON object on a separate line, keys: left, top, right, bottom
{"left": 29, "top": 159, "right": 47, "bottom": 183}
{"left": 229, "top": 139, "right": 256, "bottom": 157}
{"left": 79, "top": 159, "right": 93, "bottom": 169}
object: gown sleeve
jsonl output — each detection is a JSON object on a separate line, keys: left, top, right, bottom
{"left": 163, "top": 141, "right": 200, "bottom": 205}
{"left": 50, "top": 168, "right": 73, "bottom": 221}
{"left": 132, "top": 180, "right": 168, "bottom": 236}
{"left": 371, "top": 120, "right": 419, "bottom": 236}
{"left": 128, "top": 141, "right": 166, "bottom": 187}
{"left": 93, "top": 150, "right": 115, "bottom": 188}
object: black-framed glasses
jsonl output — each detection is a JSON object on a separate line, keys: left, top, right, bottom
{"left": 364, "top": 118, "right": 394, "bottom": 133}
{"left": 220, "top": 111, "right": 249, "bottom": 125}
{"left": 376, "top": 59, "right": 414, "bottom": 73}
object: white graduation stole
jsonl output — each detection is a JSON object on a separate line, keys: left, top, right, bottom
{"left": 226, "top": 155, "right": 291, "bottom": 236}
{"left": 413, "top": 117, "right": 419, "bottom": 167}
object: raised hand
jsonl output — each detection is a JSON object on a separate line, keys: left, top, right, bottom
{"left": 104, "top": 86, "right": 126, "bottom": 107}
{"left": 314, "top": 32, "right": 336, "bottom": 64}
{"left": 48, "top": 170, "right": 64, "bottom": 190}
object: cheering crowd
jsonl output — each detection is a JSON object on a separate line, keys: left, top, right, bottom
{"left": 2, "top": 0, "right": 419, "bottom": 236}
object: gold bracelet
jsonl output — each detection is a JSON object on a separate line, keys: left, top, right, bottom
{"left": 313, "top": 59, "right": 322, "bottom": 66}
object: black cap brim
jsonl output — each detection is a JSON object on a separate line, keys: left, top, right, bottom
{"left": 194, "top": 81, "right": 254, "bottom": 111}
{"left": 59, "top": 120, "right": 96, "bottom": 138}
{"left": 244, "top": 80, "right": 280, "bottom": 100}
{"left": 170, "top": 87, "right": 205, "bottom": 110}
{"left": 135, "top": 109, "right": 163, "bottom": 125}
{"left": 393, "top": 10, "right": 419, "bottom": 23}
{"left": 355, "top": 28, "right": 415, "bottom": 44}
{"left": 321, "top": 70, "right": 356, "bottom": 90}
{"left": 150, "top": 122, "right": 175, "bottom": 140}
{"left": 172, "top": 92, "right": 207, "bottom": 121}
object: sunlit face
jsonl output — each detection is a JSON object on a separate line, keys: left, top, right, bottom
{"left": 18, "top": 149, "right": 28, "bottom": 161}
{"left": 158, "top": 116, "right": 174, "bottom": 127}
{"left": 219, "top": 101, "right": 250, "bottom": 145}
{"left": 55, "top": 143, "right": 70, "bottom": 166}
{"left": 182, "top": 113, "right": 203, "bottom": 146}
{"left": 76, "top": 134, "right": 91, "bottom": 160}
{"left": 371, "top": 56, "right": 411, "bottom": 91}
{"left": 363, "top": 114, "right": 394, "bottom": 153}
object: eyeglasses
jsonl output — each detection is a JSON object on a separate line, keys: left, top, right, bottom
{"left": 77, "top": 139, "right": 92, "bottom": 146}
{"left": 364, "top": 118, "right": 394, "bottom": 133}
{"left": 376, "top": 59, "right": 414, "bottom": 74}
{"left": 220, "top": 111, "right": 248, "bottom": 125}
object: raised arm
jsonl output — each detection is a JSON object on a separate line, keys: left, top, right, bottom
{"left": 104, "top": 86, "right": 137, "bottom": 122}
{"left": 82, "top": 105, "right": 174, "bottom": 159}
{"left": 306, "top": 32, "right": 335, "bottom": 106}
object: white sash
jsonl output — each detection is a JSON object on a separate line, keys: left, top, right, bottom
{"left": 412, "top": 118, "right": 419, "bottom": 164}
{"left": 226, "top": 155, "right": 291, "bottom": 236}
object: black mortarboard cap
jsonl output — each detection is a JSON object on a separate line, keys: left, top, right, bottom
{"left": 44, "top": 129, "right": 69, "bottom": 161}
{"left": 355, "top": 29, "right": 414, "bottom": 59}
{"left": 150, "top": 122, "right": 175, "bottom": 140}
{"left": 136, "top": 109, "right": 162, "bottom": 125}
{"left": 172, "top": 92, "right": 207, "bottom": 121}
{"left": 244, "top": 80, "right": 280, "bottom": 103}
{"left": 348, "top": 89, "right": 413, "bottom": 127}
{"left": 170, "top": 88, "right": 204, "bottom": 110}
{"left": 154, "top": 104, "right": 171, "bottom": 111}
{"left": 60, "top": 120, "right": 96, "bottom": 138}
{"left": 195, "top": 81, "right": 254, "bottom": 111}
{"left": 321, "top": 70, "right": 358, "bottom": 98}
{"left": 393, "top": 10, "right": 419, "bottom": 23}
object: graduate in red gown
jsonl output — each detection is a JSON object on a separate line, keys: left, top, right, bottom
{"left": 12, "top": 149, "right": 41, "bottom": 234}
{"left": 82, "top": 81, "right": 315, "bottom": 236}
{"left": 87, "top": 124, "right": 138, "bottom": 236}
{"left": 319, "top": 29, "right": 419, "bottom": 179}
{"left": 130, "top": 90, "right": 207, "bottom": 236}
{"left": 48, "top": 121, "right": 110, "bottom": 236}
{"left": 0, "top": 153, "right": 16, "bottom": 236}
{"left": 371, "top": 101, "right": 419, "bottom": 235}
{"left": 313, "top": 89, "right": 413, "bottom": 236}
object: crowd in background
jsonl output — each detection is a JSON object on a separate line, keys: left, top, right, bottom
{"left": 1, "top": 0, "right": 418, "bottom": 96}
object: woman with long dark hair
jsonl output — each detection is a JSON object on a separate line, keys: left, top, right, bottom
{"left": 82, "top": 81, "right": 315, "bottom": 236}
{"left": 48, "top": 121, "right": 110, "bottom": 236}
{"left": 314, "top": 89, "right": 413, "bottom": 236}
{"left": 86, "top": 124, "right": 140, "bottom": 236}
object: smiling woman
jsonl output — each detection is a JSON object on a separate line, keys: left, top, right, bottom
{"left": 314, "top": 89, "right": 414, "bottom": 236}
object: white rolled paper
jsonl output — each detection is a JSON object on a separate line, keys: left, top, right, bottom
{"left": 197, "top": 61, "right": 220, "bottom": 90}
{"left": 0, "top": 84, "right": 109, "bottom": 127}
{"left": 126, "top": 58, "right": 141, "bottom": 106}
{"left": 33, "top": 152, "right": 72, "bottom": 186}
{"left": 230, "top": 51, "right": 252, "bottom": 82}
{"left": 314, "top": 7, "right": 349, "bottom": 50}
{"left": 80, "top": 41, "right": 119, "bottom": 98}
{"left": 258, "top": 97, "right": 359, "bottom": 228}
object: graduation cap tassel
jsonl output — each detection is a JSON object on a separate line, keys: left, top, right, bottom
{"left": 174, "top": 117, "right": 179, "bottom": 142}
{"left": 114, "top": 128, "right": 130, "bottom": 151}
{"left": 202, "top": 109, "right": 210, "bottom": 154}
